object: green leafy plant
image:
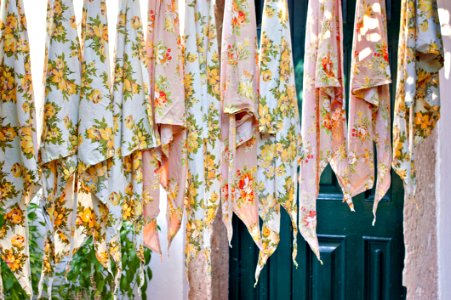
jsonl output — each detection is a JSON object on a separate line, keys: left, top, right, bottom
{"left": 0, "top": 206, "right": 152, "bottom": 300}
{"left": 0, "top": 203, "right": 45, "bottom": 299}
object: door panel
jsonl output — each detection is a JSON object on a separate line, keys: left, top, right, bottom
{"left": 229, "top": 0, "right": 406, "bottom": 299}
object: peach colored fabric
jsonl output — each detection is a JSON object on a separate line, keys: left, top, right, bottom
{"left": 220, "top": 0, "right": 261, "bottom": 247}
{"left": 143, "top": 0, "right": 187, "bottom": 252}
{"left": 299, "top": 0, "right": 348, "bottom": 262}
{"left": 348, "top": 0, "right": 392, "bottom": 223}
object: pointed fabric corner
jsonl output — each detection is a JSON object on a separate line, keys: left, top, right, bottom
{"left": 348, "top": 0, "right": 392, "bottom": 223}
{"left": 220, "top": 0, "right": 261, "bottom": 249}
{"left": 393, "top": 0, "right": 444, "bottom": 196}
{"left": 74, "top": 0, "right": 121, "bottom": 287}
{"left": 0, "top": 0, "right": 40, "bottom": 295}
{"left": 299, "top": 0, "right": 348, "bottom": 263}
{"left": 146, "top": 0, "right": 187, "bottom": 251}
{"left": 109, "top": 0, "right": 158, "bottom": 287}
{"left": 38, "top": 0, "right": 81, "bottom": 295}
{"left": 255, "top": 0, "right": 301, "bottom": 284}
{"left": 183, "top": 0, "right": 222, "bottom": 273}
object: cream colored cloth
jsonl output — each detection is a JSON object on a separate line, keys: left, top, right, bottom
{"left": 0, "top": 0, "right": 40, "bottom": 295}
{"left": 255, "top": 0, "right": 300, "bottom": 284}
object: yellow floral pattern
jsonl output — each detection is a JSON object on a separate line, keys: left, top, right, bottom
{"left": 107, "top": 0, "right": 158, "bottom": 291}
{"left": 73, "top": 0, "right": 120, "bottom": 290}
{"left": 183, "top": 0, "right": 222, "bottom": 274}
{"left": 255, "top": 0, "right": 300, "bottom": 284}
{"left": 392, "top": 0, "right": 444, "bottom": 195}
{"left": 39, "top": 0, "right": 81, "bottom": 295}
{"left": 0, "top": 0, "right": 40, "bottom": 294}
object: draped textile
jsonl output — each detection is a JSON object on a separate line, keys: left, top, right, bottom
{"left": 299, "top": 0, "right": 348, "bottom": 262}
{"left": 392, "top": 0, "right": 444, "bottom": 195}
{"left": 143, "top": 0, "right": 187, "bottom": 252}
{"left": 255, "top": 0, "right": 301, "bottom": 284}
{"left": 108, "top": 0, "right": 158, "bottom": 288}
{"left": 142, "top": 0, "right": 162, "bottom": 255}
{"left": 348, "top": 0, "right": 392, "bottom": 223}
{"left": 220, "top": 0, "right": 261, "bottom": 248}
{"left": 183, "top": 0, "right": 222, "bottom": 271}
{"left": 0, "top": 0, "right": 40, "bottom": 295}
{"left": 72, "top": 0, "right": 123, "bottom": 292}
{"left": 39, "top": 0, "right": 81, "bottom": 294}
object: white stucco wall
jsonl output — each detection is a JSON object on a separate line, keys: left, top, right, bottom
{"left": 438, "top": 1, "right": 451, "bottom": 300}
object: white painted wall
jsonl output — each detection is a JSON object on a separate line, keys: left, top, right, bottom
{"left": 22, "top": 1, "right": 186, "bottom": 299}
{"left": 438, "top": 1, "right": 451, "bottom": 300}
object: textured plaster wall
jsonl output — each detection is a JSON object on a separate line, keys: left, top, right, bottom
{"left": 403, "top": 130, "right": 438, "bottom": 300}
{"left": 402, "top": 2, "right": 451, "bottom": 299}
{"left": 437, "top": 1, "right": 451, "bottom": 299}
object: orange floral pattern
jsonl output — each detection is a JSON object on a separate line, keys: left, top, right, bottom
{"left": 299, "top": 0, "right": 348, "bottom": 263}
{"left": 347, "top": 0, "right": 392, "bottom": 223}
{"left": 142, "top": 0, "right": 187, "bottom": 256}
{"left": 220, "top": 0, "right": 261, "bottom": 249}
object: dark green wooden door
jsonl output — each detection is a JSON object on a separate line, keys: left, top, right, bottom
{"left": 229, "top": 0, "right": 406, "bottom": 299}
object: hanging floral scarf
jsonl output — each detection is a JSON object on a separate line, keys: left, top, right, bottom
{"left": 74, "top": 0, "right": 118, "bottom": 282}
{"left": 183, "top": 0, "right": 222, "bottom": 272}
{"left": 348, "top": 0, "right": 392, "bottom": 223}
{"left": 144, "top": 0, "right": 187, "bottom": 251}
{"left": 299, "top": 0, "right": 348, "bottom": 262}
{"left": 393, "top": 0, "right": 444, "bottom": 195}
{"left": 142, "top": 0, "right": 162, "bottom": 255}
{"left": 109, "top": 0, "right": 158, "bottom": 286}
{"left": 255, "top": 0, "right": 300, "bottom": 284}
{"left": 39, "top": 0, "right": 81, "bottom": 294}
{"left": 0, "top": 0, "right": 40, "bottom": 295}
{"left": 220, "top": 0, "right": 261, "bottom": 248}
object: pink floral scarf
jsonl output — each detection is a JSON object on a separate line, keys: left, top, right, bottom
{"left": 348, "top": 0, "right": 392, "bottom": 223}
{"left": 299, "top": 0, "right": 348, "bottom": 262}
{"left": 220, "top": 0, "right": 261, "bottom": 248}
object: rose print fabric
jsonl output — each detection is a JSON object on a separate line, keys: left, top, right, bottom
{"left": 220, "top": 0, "right": 261, "bottom": 248}
{"left": 74, "top": 0, "right": 118, "bottom": 280}
{"left": 183, "top": 0, "right": 222, "bottom": 271}
{"left": 108, "top": 0, "right": 158, "bottom": 286}
{"left": 0, "top": 0, "right": 40, "bottom": 295}
{"left": 142, "top": 0, "right": 162, "bottom": 255}
{"left": 393, "top": 0, "right": 444, "bottom": 195}
{"left": 39, "top": 0, "right": 81, "bottom": 294}
{"left": 348, "top": 0, "right": 392, "bottom": 223}
{"left": 145, "top": 0, "right": 187, "bottom": 251}
{"left": 255, "top": 0, "right": 300, "bottom": 284}
{"left": 299, "top": 0, "right": 348, "bottom": 262}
